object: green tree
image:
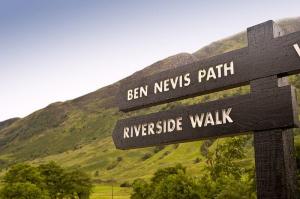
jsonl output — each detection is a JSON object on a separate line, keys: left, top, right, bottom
{"left": 197, "top": 136, "right": 256, "bottom": 198}
{"left": 151, "top": 164, "right": 186, "bottom": 184}
{"left": 214, "top": 175, "right": 256, "bottom": 199}
{"left": 64, "top": 170, "right": 93, "bottom": 199}
{"left": 131, "top": 179, "right": 151, "bottom": 199}
{"left": 0, "top": 182, "right": 49, "bottom": 199}
{"left": 38, "top": 161, "right": 66, "bottom": 199}
{"left": 131, "top": 164, "right": 200, "bottom": 199}
{"left": 0, "top": 162, "right": 93, "bottom": 199}
{"left": 38, "top": 161, "right": 93, "bottom": 199}
{"left": 0, "top": 164, "right": 49, "bottom": 199}
{"left": 151, "top": 172, "right": 200, "bottom": 199}
{"left": 206, "top": 136, "right": 249, "bottom": 180}
{"left": 131, "top": 136, "right": 256, "bottom": 199}
{"left": 4, "top": 163, "right": 44, "bottom": 187}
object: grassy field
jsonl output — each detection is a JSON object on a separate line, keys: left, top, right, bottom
{"left": 91, "top": 185, "right": 131, "bottom": 199}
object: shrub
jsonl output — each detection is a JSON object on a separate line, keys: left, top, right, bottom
{"left": 200, "top": 139, "right": 215, "bottom": 157}
{"left": 193, "top": 158, "right": 201, "bottom": 164}
{"left": 94, "top": 170, "right": 99, "bottom": 177}
{"left": 173, "top": 144, "right": 180, "bottom": 149}
{"left": 159, "top": 151, "right": 170, "bottom": 159}
{"left": 107, "top": 157, "right": 124, "bottom": 170}
{"left": 117, "top": 156, "right": 123, "bottom": 162}
{"left": 120, "top": 181, "right": 131, "bottom": 187}
{"left": 153, "top": 145, "right": 165, "bottom": 153}
{"left": 107, "top": 161, "right": 118, "bottom": 170}
{"left": 141, "top": 153, "right": 152, "bottom": 161}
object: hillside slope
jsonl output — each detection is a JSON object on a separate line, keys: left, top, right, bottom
{"left": 0, "top": 118, "right": 19, "bottom": 132}
{"left": 0, "top": 17, "right": 299, "bottom": 182}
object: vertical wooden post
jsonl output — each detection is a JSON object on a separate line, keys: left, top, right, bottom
{"left": 252, "top": 123, "right": 297, "bottom": 198}
{"left": 249, "top": 21, "right": 298, "bottom": 198}
{"left": 247, "top": 21, "right": 296, "bottom": 199}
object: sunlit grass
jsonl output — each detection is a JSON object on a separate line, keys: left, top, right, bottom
{"left": 91, "top": 185, "right": 131, "bottom": 199}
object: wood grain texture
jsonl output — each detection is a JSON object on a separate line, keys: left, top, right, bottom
{"left": 254, "top": 130, "right": 298, "bottom": 199}
{"left": 249, "top": 21, "right": 298, "bottom": 199}
{"left": 113, "top": 85, "right": 298, "bottom": 149}
{"left": 252, "top": 77, "right": 298, "bottom": 199}
{"left": 118, "top": 20, "right": 300, "bottom": 112}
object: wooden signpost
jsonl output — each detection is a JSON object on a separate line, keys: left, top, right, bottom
{"left": 114, "top": 86, "right": 298, "bottom": 149}
{"left": 113, "top": 20, "right": 300, "bottom": 198}
{"left": 118, "top": 21, "right": 300, "bottom": 112}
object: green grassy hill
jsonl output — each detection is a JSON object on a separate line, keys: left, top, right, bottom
{"left": 0, "top": 17, "right": 300, "bottom": 184}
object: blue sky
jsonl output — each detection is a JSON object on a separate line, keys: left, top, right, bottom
{"left": 0, "top": 0, "right": 300, "bottom": 121}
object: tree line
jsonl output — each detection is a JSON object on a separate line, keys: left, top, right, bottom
{"left": 1, "top": 135, "right": 299, "bottom": 199}
{"left": 130, "top": 135, "right": 300, "bottom": 198}
{"left": 0, "top": 162, "right": 93, "bottom": 199}
{"left": 131, "top": 136, "right": 258, "bottom": 199}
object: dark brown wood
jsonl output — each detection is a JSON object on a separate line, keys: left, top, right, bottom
{"left": 113, "top": 85, "right": 298, "bottom": 149}
{"left": 252, "top": 77, "right": 298, "bottom": 199}
{"left": 119, "top": 20, "right": 300, "bottom": 112}
{"left": 250, "top": 21, "right": 298, "bottom": 199}
{"left": 254, "top": 130, "right": 298, "bottom": 199}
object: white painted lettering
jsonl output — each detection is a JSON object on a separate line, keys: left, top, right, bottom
{"left": 198, "top": 69, "right": 206, "bottom": 83}
{"left": 198, "top": 61, "right": 234, "bottom": 83}
{"left": 294, "top": 43, "right": 300, "bottom": 57}
{"left": 123, "top": 127, "right": 130, "bottom": 139}
{"left": 130, "top": 126, "right": 133, "bottom": 137}
{"left": 215, "top": 111, "right": 222, "bottom": 125}
{"left": 154, "top": 82, "right": 163, "bottom": 94}
{"left": 134, "top": 125, "right": 141, "bottom": 137}
{"left": 224, "top": 61, "right": 234, "bottom": 76}
{"left": 127, "top": 90, "right": 133, "bottom": 101}
{"left": 164, "top": 79, "right": 170, "bottom": 92}
{"left": 204, "top": 112, "right": 215, "bottom": 126}
{"left": 167, "top": 119, "right": 176, "bottom": 132}
{"left": 156, "top": 121, "right": 162, "bottom": 134}
{"left": 189, "top": 107, "right": 234, "bottom": 129}
{"left": 154, "top": 73, "right": 191, "bottom": 94}
{"left": 133, "top": 88, "right": 139, "bottom": 99}
{"left": 170, "top": 76, "right": 179, "bottom": 90}
{"left": 148, "top": 122, "right": 155, "bottom": 135}
{"left": 176, "top": 117, "right": 183, "bottom": 131}
{"left": 163, "top": 120, "right": 167, "bottom": 133}
{"left": 123, "top": 117, "right": 184, "bottom": 139}
{"left": 127, "top": 85, "right": 148, "bottom": 101}
{"left": 222, "top": 108, "right": 233, "bottom": 123}
{"left": 190, "top": 113, "right": 205, "bottom": 128}
{"left": 184, "top": 73, "right": 191, "bottom": 86}
{"left": 206, "top": 67, "right": 217, "bottom": 81}
{"left": 215, "top": 64, "right": 223, "bottom": 78}
{"left": 140, "top": 86, "right": 148, "bottom": 98}
{"left": 142, "top": 124, "right": 147, "bottom": 136}
{"left": 122, "top": 108, "right": 233, "bottom": 140}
